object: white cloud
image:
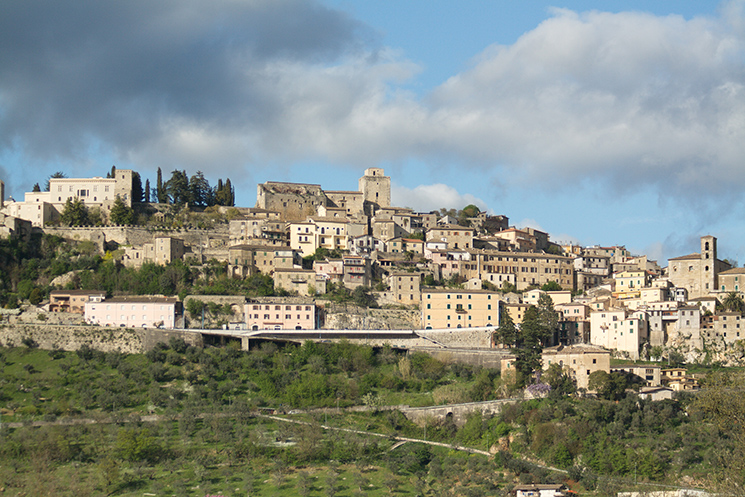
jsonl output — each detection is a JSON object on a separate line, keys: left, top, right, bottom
{"left": 391, "top": 183, "right": 487, "bottom": 213}
{"left": 2, "top": 1, "right": 745, "bottom": 209}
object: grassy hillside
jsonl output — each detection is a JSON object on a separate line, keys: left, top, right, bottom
{"left": 0, "top": 341, "right": 729, "bottom": 495}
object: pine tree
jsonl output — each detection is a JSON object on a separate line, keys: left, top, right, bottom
{"left": 156, "top": 167, "right": 168, "bottom": 203}
{"left": 60, "top": 198, "right": 90, "bottom": 226}
{"left": 109, "top": 196, "right": 134, "bottom": 225}
{"left": 144, "top": 179, "right": 151, "bottom": 203}
{"left": 131, "top": 172, "right": 143, "bottom": 203}
{"left": 494, "top": 307, "right": 517, "bottom": 347}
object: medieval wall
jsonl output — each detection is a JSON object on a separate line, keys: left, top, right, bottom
{"left": 0, "top": 323, "right": 203, "bottom": 354}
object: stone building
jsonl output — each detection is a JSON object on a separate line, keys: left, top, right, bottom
{"left": 388, "top": 272, "right": 421, "bottom": 305}
{"left": 717, "top": 267, "right": 745, "bottom": 293}
{"left": 668, "top": 236, "right": 731, "bottom": 299}
{"left": 255, "top": 181, "right": 326, "bottom": 222}
{"left": 358, "top": 167, "right": 391, "bottom": 215}
{"left": 426, "top": 225, "right": 475, "bottom": 250}
{"left": 273, "top": 268, "right": 326, "bottom": 296}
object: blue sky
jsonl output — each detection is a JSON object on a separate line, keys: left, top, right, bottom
{"left": 1, "top": 0, "right": 744, "bottom": 265}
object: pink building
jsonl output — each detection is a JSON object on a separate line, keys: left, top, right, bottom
{"left": 85, "top": 296, "right": 180, "bottom": 329}
{"left": 245, "top": 301, "right": 317, "bottom": 330}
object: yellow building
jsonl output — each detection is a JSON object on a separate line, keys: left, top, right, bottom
{"left": 421, "top": 288, "right": 500, "bottom": 329}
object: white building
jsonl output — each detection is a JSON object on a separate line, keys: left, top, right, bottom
{"left": 3, "top": 170, "right": 134, "bottom": 227}
{"left": 590, "top": 308, "right": 648, "bottom": 360}
{"left": 85, "top": 296, "right": 180, "bottom": 329}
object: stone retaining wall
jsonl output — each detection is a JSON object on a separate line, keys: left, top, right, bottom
{"left": 0, "top": 324, "right": 202, "bottom": 353}
{"left": 400, "top": 398, "right": 518, "bottom": 427}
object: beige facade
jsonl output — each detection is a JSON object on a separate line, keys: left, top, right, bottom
{"left": 500, "top": 345, "right": 610, "bottom": 391}
{"left": 524, "top": 289, "right": 572, "bottom": 306}
{"left": 717, "top": 267, "right": 745, "bottom": 293}
{"left": 468, "top": 250, "right": 575, "bottom": 291}
{"left": 422, "top": 288, "right": 500, "bottom": 329}
{"left": 229, "top": 215, "right": 286, "bottom": 245}
{"left": 311, "top": 217, "right": 350, "bottom": 252}
{"left": 611, "top": 365, "right": 662, "bottom": 386}
{"left": 388, "top": 272, "right": 421, "bottom": 305}
{"left": 289, "top": 221, "right": 317, "bottom": 256}
{"left": 49, "top": 290, "right": 106, "bottom": 313}
{"left": 324, "top": 190, "right": 364, "bottom": 217}
{"left": 542, "top": 345, "right": 611, "bottom": 390}
{"left": 228, "top": 245, "right": 295, "bottom": 278}
{"left": 372, "top": 219, "right": 408, "bottom": 242}
{"left": 426, "top": 225, "right": 474, "bottom": 250}
{"left": 122, "top": 237, "right": 186, "bottom": 268}
{"left": 503, "top": 302, "right": 530, "bottom": 326}
{"left": 702, "top": 311, "right": 745, "bottom": 346}
{"left": 493, "top": 228, "right": 536, "bottom": 252}
{"left": 614, "top": 269, "right": 648, "bottom": 292}
{"left": 273, "top": 269, "right": 326, "bottom": 296}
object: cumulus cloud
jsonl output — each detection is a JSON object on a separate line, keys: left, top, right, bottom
{"left": 0, "top": 0, "right": 374, "bottom": 174}
{"left": 1, "top": 0, "right": 744, "bottom": 208}
{"left": 425, "top": 7, "right": 745, "bottom": 197}
{"left": 391, "top": 183, "right": 487, "bottom": 213}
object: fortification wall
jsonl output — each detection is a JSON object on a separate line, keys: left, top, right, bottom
{"left": 41, "top": 226, "right": 229, "bottom": 253}
{"left": 0, "top": 324, "right": 202, "bottom": 353}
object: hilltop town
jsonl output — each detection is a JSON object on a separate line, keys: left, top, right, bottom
{"left": 1, "top": 167, "right": 743, "bottom": 381}
{"left": 2, "top": 167, "right": 744, "bottom": 495}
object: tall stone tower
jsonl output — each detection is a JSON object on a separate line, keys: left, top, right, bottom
{"left": 359, "top": 168, "right": 390, "bottom": 216}
{"left": 701, "top": 235, "right": 717, "bottom": 294}
{"left": 114, "top": 169, "right": 134, "bottom": 206}
{"left": 0, "top": 179, "right": 4, "bottom": 209}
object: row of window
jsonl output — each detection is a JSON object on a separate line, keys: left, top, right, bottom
{"left": 425, "top": 294, "right": 493, "bottom": 300}
{"left": 251, "top": 305, "right": 312, "bottom": 311}
{"left": 91, "top": 304, "right": 171, "bottom": 311}
{"left": 57, "top": 185, "right": 111, "bottom": 192}
{"left": 251, "top": 314, "right": 311, "bottom": 320}
{"left": 425, "top": 315, "right": 493, "bottom": 321}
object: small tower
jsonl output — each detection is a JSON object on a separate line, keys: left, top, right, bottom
{"left": 0, "top": 179, "right": 4, "bottom": 209}
{"left": 359, "top": 168, "right": 390, "bottom": 216}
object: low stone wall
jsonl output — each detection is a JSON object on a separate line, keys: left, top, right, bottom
{"left": 417, "top": 328, "right": 494, "bottom": 349}
{"left": 401, "top": 399, "right": 518, "bottom": 427}
{"left": 0, "top": 324, "right": 202, "bottom": 354}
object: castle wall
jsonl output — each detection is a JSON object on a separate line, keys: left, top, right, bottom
{"left": 256, "top": 182, "right": 326, "bottom": 222}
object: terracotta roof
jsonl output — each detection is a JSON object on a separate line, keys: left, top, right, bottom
{"left": 668, "top": 253, "right": 700, "bottom": 261}
{"left": 719, "top": 267, "right": 745, "bottom": 275}
{"left": 51, "top": 290, "right": 106, "bottom": 296}
{"left": 105, "top": 296, "right": 178, "bottom": 303}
